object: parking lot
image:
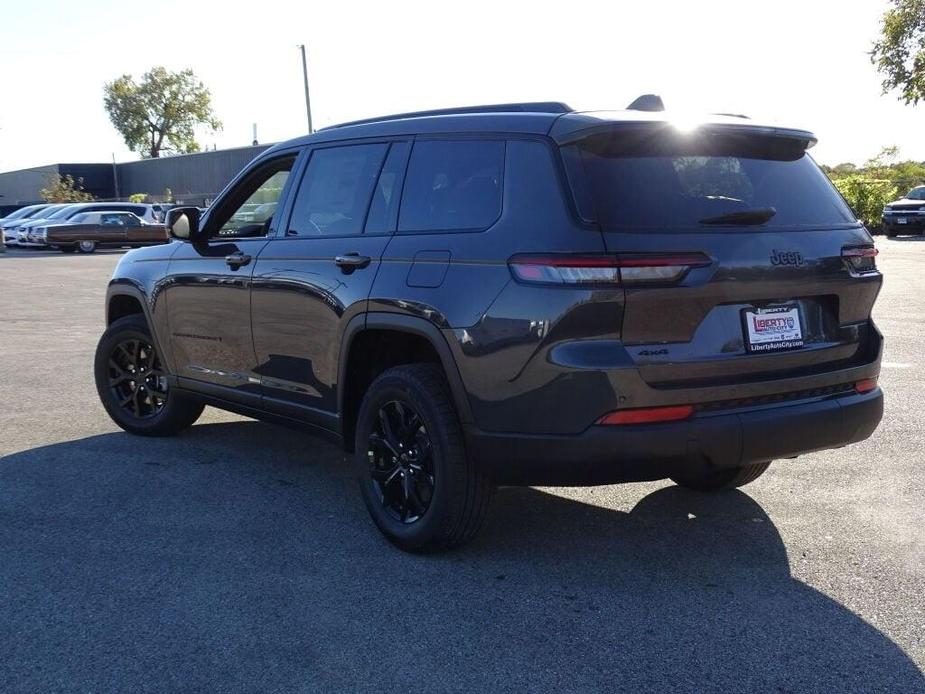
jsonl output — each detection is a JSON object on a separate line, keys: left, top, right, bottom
{"left": 0, "top": 242, "right": 923, "bottom": 692}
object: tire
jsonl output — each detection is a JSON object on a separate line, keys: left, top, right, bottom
{"left": 77, "top": 240, "right": 96, "bottom": 253}
{"left": 354, "top": 363, "right": 493, "bottom": 553}
{"left": 671, "top": 461, "right": 771, "bottom": 492}
{"left": 60, "top": 246, "right": 76, "bottom": 254}
{"left": 94, "top": 314, "right": 203, "bottom": 436}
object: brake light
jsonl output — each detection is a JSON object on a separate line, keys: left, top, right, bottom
{"left": 597, "top": 404, "right": 694, "bottom": 425}
{"left": 508, "top": 253, "right": 711, "bottom": 286}
{"left": 842, "top": 245, "right": 878, "bottom": 274}
{"left": 855, "top": 378, "right": 878, "bottom": 394}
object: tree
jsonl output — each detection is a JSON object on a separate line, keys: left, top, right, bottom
{"left": 872, "top": 0, "right": 925, "bottom": 105}
{"left": 40, "top": 174, "right": 94, "bottom": 203}
{"left": 103, "top": 67, "right": 222, "bottom": 158}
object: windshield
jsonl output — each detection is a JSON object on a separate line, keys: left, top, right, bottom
{"left": 45, "top": 205, "right": 81, "bottom": 220}
{"left": 905, "top": 187, "right": 925, "bottom": 200}
{"left": 4, "top": 205, "right": 43, "bottom": 221}
{"left": 567, "top": 127, "right": 856, "bottom": 230}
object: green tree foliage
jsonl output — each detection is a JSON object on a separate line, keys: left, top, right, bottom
{"left": 103, "top": 67, "right": 222, "bottom": 158}
{"left": 40, "top": 174, "right": 95, "bottom": 203}
{"left": 823, "top": 147, "right": 925, "bottom": 228}
{"left": 872, "top": 0, "right": 925, "bottom": 104}
{"left": 128, "top": 193, "right": 148, "bottom": 203}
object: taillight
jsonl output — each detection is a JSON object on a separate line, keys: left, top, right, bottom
{"left": 855, "top": 378, "right": 878, "bottom": 394}
{"left": 842, "top": 245, "right": 878, "bottom": 274}
{"left": 508, "top": 253, "right": 711, "bottom": 286}
{"left": 597, "top": 404, "right": 694, "bottom": 425}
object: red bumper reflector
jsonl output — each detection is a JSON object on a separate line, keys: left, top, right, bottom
{"left": 597, "top": 404, "right": 694, "bottom": 425}
{"left": 855, "top": 378, "right": 878, "bottom": 394}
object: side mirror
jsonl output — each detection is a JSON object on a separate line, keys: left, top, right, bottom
{"left": 166, "top": 207, "right": 202, "bottom": 241}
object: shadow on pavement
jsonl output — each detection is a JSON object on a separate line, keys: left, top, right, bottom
{"left": 1, "top": 421, "right": 922, "bottom": 692}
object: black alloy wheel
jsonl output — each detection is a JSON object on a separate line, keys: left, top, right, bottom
{"left": 367, "top": 400, "right": 436, "bottom": 524}
{"left": 107, "top": 338, "right": 168, "bottom": 419}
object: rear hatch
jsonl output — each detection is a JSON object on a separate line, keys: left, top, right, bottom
{"left": 558, "top": 120, "right": 882, "bottom": 389}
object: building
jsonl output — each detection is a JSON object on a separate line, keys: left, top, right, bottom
{"left": 0, "top": 144, "right": 270, "bottom": 214}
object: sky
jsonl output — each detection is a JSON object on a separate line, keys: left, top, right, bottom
{"left": 0, "top": 0, "right": 919, "bottom": 172}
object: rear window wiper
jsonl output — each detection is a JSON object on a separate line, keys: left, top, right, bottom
{"left": 698, "top": 207, "right": 777, "bottom": 226}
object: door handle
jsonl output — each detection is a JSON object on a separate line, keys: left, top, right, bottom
{"left": 225, "top": 252, "right": 252, "bottom": 270}
{"left": 334, "top": 253, "right": 371, "bottom": 271}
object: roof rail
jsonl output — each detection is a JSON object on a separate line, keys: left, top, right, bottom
{"left": 321, "top": 102, "right": 573, "bottom": 130}
{"left": 712, "top": 112, "right": 751, "bottom": 120}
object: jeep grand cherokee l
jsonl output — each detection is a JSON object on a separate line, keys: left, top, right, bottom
{"left": 94, "top": 100, "right": 883, "bottom": 552}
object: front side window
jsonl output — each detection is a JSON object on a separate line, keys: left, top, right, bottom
{"left": 286, "top": 143, "right": 389, "bottom": 237}
{"left": 213, "top": 156, "right": 295, "bottom": 238}
{"left": 398, "top": 140, "right": 504, "bottom": 232}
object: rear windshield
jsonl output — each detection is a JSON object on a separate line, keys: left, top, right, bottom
{"left": 567, "top": 126, "right": 856, "bottom": 230}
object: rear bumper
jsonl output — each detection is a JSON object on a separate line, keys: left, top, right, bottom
{"left": 467, "top": 388, "right": 883, "bottom": 486}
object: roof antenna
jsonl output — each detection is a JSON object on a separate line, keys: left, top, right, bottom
{"left": 627, "top": 94, "right": 665, "bottom": 112}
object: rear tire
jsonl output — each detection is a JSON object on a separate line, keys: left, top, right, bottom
{"left": 77, "top": 240, "right": 96, "bottom": 253}
{"left": 94, "top": 314, "right": 203, "bottom": 436}
{"left": 671, "top": 461, "right": 771, "bottom": 492}
{"left": 355, "top": 363, "right": 493, "bottom": 553}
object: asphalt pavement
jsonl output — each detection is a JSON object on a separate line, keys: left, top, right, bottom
{"left": 0, "top": 242, "right": 922, "bottom": 692}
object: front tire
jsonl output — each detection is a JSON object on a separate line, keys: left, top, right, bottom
{"left": 355, "top": 364, "right": 493, "bottom": 553}
{"left": 61, "top": 246, "right": 76, "bottom": 254}
{"left": 671, "top": 461, "right": 771, "bottom": 492}
{"left": 94, "top": 314, "right": 203, "bottom": 436}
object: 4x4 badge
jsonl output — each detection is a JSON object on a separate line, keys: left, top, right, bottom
{"left": 770, "top": 250, "right": 805, "bottom": 266}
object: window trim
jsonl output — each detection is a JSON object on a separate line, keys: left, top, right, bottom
{"left": 200, "top": 149, "right": 303, "bottom": 243}
{"left": 270, "top": 135, "right": 414, "bottom": 241}
{"left": 395, "top": 136, "right": 507, "bottom": 236}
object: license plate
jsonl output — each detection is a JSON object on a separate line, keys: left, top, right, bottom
{"left": 898, "top": 217, "right": 908, "bottom": 224}
{"left": 743, "top": 305, "right": 803, "bottom": 353}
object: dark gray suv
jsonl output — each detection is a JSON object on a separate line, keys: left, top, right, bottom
{"left": 94, "top": 100, "right": 883, "bottom": 552}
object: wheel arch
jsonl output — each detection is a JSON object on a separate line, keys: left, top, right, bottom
{"left": 105, "top": 282, "right": 172, "bottom": 378}
{"left": 338, "top": 312, "right": 474, "bottom": 452}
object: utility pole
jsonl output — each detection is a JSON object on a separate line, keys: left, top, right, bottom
{"left": 111, "top": 153, "right": 120, "bottom": 200}
{"left": 298, "top": 44, "right": 314, "bottom": 134}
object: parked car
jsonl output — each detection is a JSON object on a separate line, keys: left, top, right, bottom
{"left": 94, "top": 100, "right": 883, "bottom": 552}
{"left": 882, "top": 185, "right": 925, "bottom": 237}
{"left": 16, "top": 203, "right": 160, "bottom": 248}
{"left": 2, "top": 204, "right": 61, "bottom": 246}
{"left": 0, "top": 203, "right": 52, "bottom": 227}
{"left": 39, "top": 211, "right": 167, "bottom": 253}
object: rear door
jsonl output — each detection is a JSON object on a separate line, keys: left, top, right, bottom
{"left": 562, "top": 124, "right": 882, "bottom": 389}
{"left": 250, "top": 140, "right": 408, "bottom": 426}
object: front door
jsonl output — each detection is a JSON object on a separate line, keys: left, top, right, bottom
{"left": 161, "top": 153, "right": 298, "bottom": 402}
{"left": 251, "top": 141, "right": 409, "bottom": 427}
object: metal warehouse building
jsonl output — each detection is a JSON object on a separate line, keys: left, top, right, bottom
{"left": 0, "top": 144, "right": 270, "bottom": 212}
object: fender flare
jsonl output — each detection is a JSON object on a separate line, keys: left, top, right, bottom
{"left": 337, "top": 312, "right": 474, "bottom": 427}
{"left": 105, "top": 280, "right": 172, "bottom": 376}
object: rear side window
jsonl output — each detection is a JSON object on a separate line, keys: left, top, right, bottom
{"left": 398, "top": 140, "right": 504, "bottom": 232}
{"left": 287, "top": 143, "right": 388, "bottom": 236}
{"left": 567, "top": 127, "right": 856, "bottom": 230}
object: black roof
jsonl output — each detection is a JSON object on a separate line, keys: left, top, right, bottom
{"left": 261, "top": 102, "right": 818, "bottom": 157}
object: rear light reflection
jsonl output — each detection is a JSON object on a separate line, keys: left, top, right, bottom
{"left": 842, "top": 245, "right": 879, "bottom": 274}
{"left": 597, "top": 404, "right": 694, "bottom": 425}
{"left": 855, "top": 378, "right": 878, "bottom": 394}
{"left": 508, "top": 253, "right": 711, "bottom": 286}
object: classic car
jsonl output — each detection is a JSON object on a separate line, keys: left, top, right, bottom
{"left": 38, "top": 211, "right": 168, "bottom": 253}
